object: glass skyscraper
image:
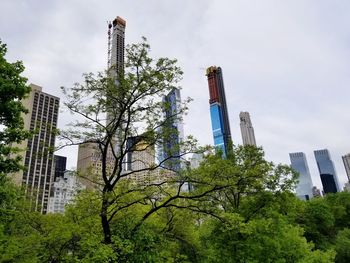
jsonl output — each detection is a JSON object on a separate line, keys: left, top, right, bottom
{"left": 314, "top": 149, "right": 340, "bottom": 194}
{"left": 289, "top": 152, "right": 313, "bottom": 200}
{"left": 160, "top": 88, "right": 184, "bottom": 171}
{"left": 206, "top": 66, "right": 232, "bottom": 157}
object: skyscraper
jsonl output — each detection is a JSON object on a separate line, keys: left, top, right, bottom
{"left": 77, "top": 16, "right": 126, "bottom": 184}
{"left": 108, "top": 16, "right": 126, "bottom": 75}
{"left": 15, "top": 84, "right": 60, "bottom": 213}
{"left": 107, "top": 16, "right": 126, "bottom": 152}
{"left": 342, "top": 153, "right": 350, "bottom": 182}
{"left": 314, "top": 149, "right": 340, "bottom": 194}
{"left": 54, "top": 155, "right": 67, "bottom": 181}
{"left": 239, "top": 111, "right": 256, "bottom": 146}
{"left": 160, "top": 88, "right": 184, "bottom": 171}
{"left": 206, "top": 66, "right": 232, "bottom": 157}
{"left": 289, "top": 152, "right": 313, "bottom": 200}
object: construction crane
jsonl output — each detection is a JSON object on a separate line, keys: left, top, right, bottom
{"left": 107, "top": 21, "right": 112, "bottom": 70}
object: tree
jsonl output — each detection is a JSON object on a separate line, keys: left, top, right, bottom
{"left": 0, "top": 40, "right": 31, "bottom": 261}
{"left": 184, "top": 145, "right": 298, "bottom": 218}
{"left": 60, "top": 38, "right": 222, "bottom": 246}
{"left": 335, "top": 228, "right": 350, "bottom": 263}
{"left": 297, "top": 198, "right": 335, "bottom": 250}
{"left": 199, "top": 213, "right": 335, "bottom": 263}
{"left": 0, "top": 40, "right": 31, "bottom": 177}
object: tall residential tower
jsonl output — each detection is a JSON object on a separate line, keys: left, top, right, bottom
{"left": 108, "top": 16, "right": 126, "bottom": 75}
{"left": 289, "top": 152, "right": 313, "bottom": 200}
{"left": 77, "top": 16, "right": 126, "bottom": 185}
{"left": 314, "top": 149, "right": 340, "bottom": 194}
{"left": 206, "top": 66, "right": 232, "bottom": 157}
{"left": 15, "top": 84, "right": 60, "bottom": 213}
{"left": 160, "top": 88, "right": 184, "bottom": 171}
{"left": 342, "top": 153, "right": 350, "bottom": 182}
{"left": 239, "top": 111, "right": 256, "bottom": 146}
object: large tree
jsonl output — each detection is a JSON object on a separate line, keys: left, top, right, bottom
{"left": 0, "top": 40, "right": 31, "bottom": 177}
{"left": 60, "top": 38, "right": 222, "bottom": 245}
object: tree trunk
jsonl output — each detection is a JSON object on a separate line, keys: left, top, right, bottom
{"left": 101, "top": 196, "right": 112, "bottom": 244}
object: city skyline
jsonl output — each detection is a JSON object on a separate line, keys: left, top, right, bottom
{"left": 1, "top": 1, "right": 350, "bottom": 190}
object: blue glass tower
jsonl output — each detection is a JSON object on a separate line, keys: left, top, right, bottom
{"left": 206, "top": 66, "right": 232, "bottom": 157}
{"left": 289, "top": 152, "right": 313, "bottom": 200}
{"left": 314, "top": 149, "right": 340, "bottom": 194}
{"left": 160, "top": 88, "right": 184, "bottom": 171}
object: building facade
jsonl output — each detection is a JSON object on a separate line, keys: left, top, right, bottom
{"left": 15, "top": 84, "right": 60, "bottom": 213}
{"left": 159, "top": 88, "right": 184, "bottom": 171}
{"left": 125, "top": 136, "right": 155, "bottom": 172}
{"left": 124, "top": 136, "right": 170, "bottom": 184}
{"left": 77, "top": 143, "right": 116, "bottom": 188}
{"left": 206, "top": 66, "right": 232, "bottom": 157}
{"left": 54, "top": 155, "right": 67, "bottom": 181}
{"left": 48, "top": 171, "right": 85, "bottom": 213}
{"left": 289, "top": 152, "right": 314, "bottom": 200}
{"left": 239, "top": 111, "right": 256, "bottom": 146}
{"left": 342, "top": 153, "right": 350, "bottom": 182}
{"left": 314, "top": 149, "right": 340, "bottom": 194}
{"left": 108, "top": 16, "right": 126, "bottom": 75}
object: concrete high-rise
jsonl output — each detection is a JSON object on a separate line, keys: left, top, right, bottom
{"left": 108, "top": 16, "right": 126, "bottom": 75}
{"left": 206, "top": 66, "right": 232, "bottom": 157}
{"left": 239, "top": 112, "right": 256, "bottom": 146}
{"left": 289, "top": 152, "right": 313, "bottom": 200}
{"left": 314, "top": 149, "right": 340, "bottom": 194}
{"left": 159, "top": 88, "right": 184, "bottom": 171}
{"left": 342, "top": 153, "right": 350, "bottom": 182}
{"left": 77, "top": 16, "right": 126, "bottom": 185}
{"left": 14, "top": 84, "right": 60, "bottom": 213}
{"left": 122, "top": 134, "right": 177, "bottom": 186}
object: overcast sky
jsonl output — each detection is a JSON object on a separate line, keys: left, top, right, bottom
{"left": 1, "top": 0, "right": 350, "bottom": 190}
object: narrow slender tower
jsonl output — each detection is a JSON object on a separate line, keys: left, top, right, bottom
{"left": 77, "top": 16, "right": 126, "bottom": 185}
{"left": 15, "top": 84, "right": 60, "bottom": 213}
{"left": 239, "top": 111, "right": 256, "bottom": 146}
{"left": 161, "top": 88, "right": 184, "bottom": 171}
{"left": 342, "top": 153, "right": 350, "bottom": 183}
{"left": 206, "top": 66, "right": 232, "bottom": 157}
{"left": 108, "top": 16, "right": 126, "bottom": 76}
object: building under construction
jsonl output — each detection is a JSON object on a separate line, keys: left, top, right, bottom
{"left": 206, "top": 66, "right": 232, "bottom": 157}
{"left": 77, "top": 16, "right": 126, "bottom": 186}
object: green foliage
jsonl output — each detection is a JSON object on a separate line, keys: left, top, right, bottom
{"left": 200, "top": 213, "right": 334, "bottom": 263}
{"left": 0, "top": 40, "right": 31, "bottom": 176}
{"left": 298, "top": 198, "right": 336, "bottom": 249}
{"left": 335, "top": 228, "right": 350, "bottom": 263}
{"left": 1, "top": 39, "right": 349, "bottom": 262}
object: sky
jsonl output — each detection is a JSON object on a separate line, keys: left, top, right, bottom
{"left": 1, "top": 0, "right": 350, "bottom": 190}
